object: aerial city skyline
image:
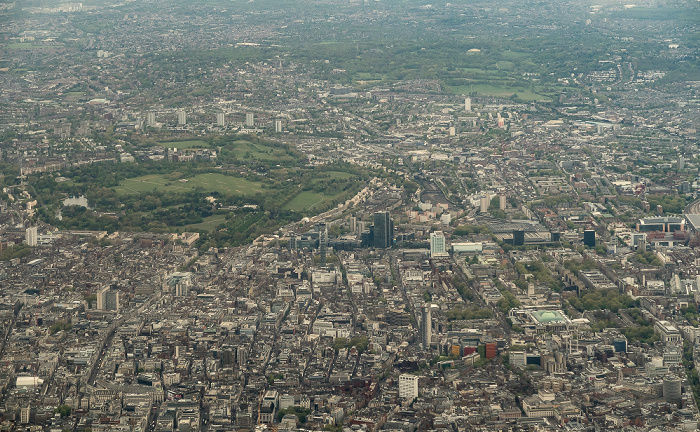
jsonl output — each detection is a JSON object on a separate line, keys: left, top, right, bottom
{"left": 0, "top": 0, "right": 699, "bottom": 430}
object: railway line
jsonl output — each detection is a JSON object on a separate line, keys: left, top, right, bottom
{"left": 685, "top": 198, "right": 700, "bottom": 215}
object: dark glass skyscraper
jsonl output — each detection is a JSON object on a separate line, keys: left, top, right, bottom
{"left": 373, "top": 211, "right": 392, "bottom": 249}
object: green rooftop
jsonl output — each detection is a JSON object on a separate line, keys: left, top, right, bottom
{"left": 531, "top": 310, "right": 567, "bottom": 324}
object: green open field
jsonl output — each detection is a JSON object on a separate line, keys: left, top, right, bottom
{"left": 227, "top": 139, "right": 291, "bottom": 161}
{"left": 114, "top": 173, "right": 264, "bottom": 195}
{"left": 312, "top": 171, "right": 357, "bottom": 184}
{"left": 7, "top": 43, "right": 40, "bottom": 49}
{"left": 158, "top": 140, "right": 209, "bottom": 149}
{"left": 183, "top": 215, "right": 228, "bottom": 231}
{"left": 283, "top": 191, "right": 332, "bottom": 212}
{"left": 326, "top": 171, "right": 356, "bottom": 180}
{"left": 446, "top": 84, "right": 551, "bottom": 101}
{"left": 66, "top": 91, "right": 86, "bottom": 101}
{"left": 354, "top": 72, "right": 386, "bottom": 81}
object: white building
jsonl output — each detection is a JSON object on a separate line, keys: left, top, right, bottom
{"left": 97, "top": 286, "right": 119, "bottom": 312}
{"left": 480, "top": 195, "right": 490, "bottom": 213}
{"left": 175, "top": 282, "right": 189, "bottom": 297}
{"left": 21, "top": 406, "right": 30, "bottom": 424}
{"left": 452, "top": 242, "right": 483, "bottom": 254}
{"left": 26, "top": 226, "right": 37, "bottom": 247}
{"left": 216, "top": 112, "right": 226, "bottom": 127}
{"left": 279, "top": 394, "right": 295, "bottom": 410}
{"left": 16, "top": 377, "right": 43, "bottom": 388}
{"left": 430, "top": 231, "right": 448, "bottom": 258}
{"left": 177, "top": 111, "right": 187, "bottom": 125}
{"left": 421, "top": 303, "right": 432, "bottom": 350}
{"left": 655, "top": 320, "right": 682, "bottom": 344}
{"left": 165, "top": 272, "right": 193, "bottom": 297}
{"left": 246, "top": 112, "right": 255, "bottom": 127}
{"left": 398, "top": 374, "right": 419, "bottom": 400}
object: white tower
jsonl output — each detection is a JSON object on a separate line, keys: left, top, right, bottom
{"left": 465, "top": 97, "right": 472, "bottom": 112}
{"left": 26, "top": 226, "right": 37, "bottom": 247}
{"left": 399, "top": 374, "right": 419, "bottom": 400}
{"left": 480, "top": 195, "right": 490, "bottom": 213}
{"left": 177, "top": 111, "right": 187, "bottom": 126}
{"left": 421, "top": 304, "right": 432, "bottom": 350}
{"left": 216, "top": 112, "right": 226, "bottom": 127}
{"left": 430, "top": 231, "right": 447, "bottom": 258}
{"left": 246, "top": 113, "right": 255, "bottom": 127}
{"left": 97, "top": 286, "right": 119, "bottom": 312}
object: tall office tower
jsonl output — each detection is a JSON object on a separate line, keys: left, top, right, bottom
{"left": 26, "top": 226, "right": 37, "bottom": 247}
{"left": 175, "top": 281, "right": 189, "bottom": 297}
{"left": 349, "top": 216, "right": 357, "bottom": 234}
{"left": 678, "top": 155, "right": 685, "bottom": 171}
{"left": 584, "top": 230, "right": 596, "bottom": 247}
{"left": 237, "top": 346, "right": 248, "bottom": 367}
{"left": 373, "top": 211, "right": 392, "bottom": 249}
{"left": 21, "top": 406, "right": 30, "bottom": 424}
{"left": 663, "top": 376, "right": 682, "bottom": 406}
{"left": 246, "top": 112, "right": 255, "bottom": 127}
{"left": 275, "top": 119, "right": 283, "bottom": 133}
{"left": 421, "top": 303, "right": 432, "bottom": 350}
{"left": 513, "top": 230, "right": 525, "bottom": 246}
{"left": 147, "top": 112, "right": 156, "bottom": 126}
{"left": 465, "top": 97, "right": 472, "bottom": 112}
{"left": 97, "top": 286, "right": 119, "bottom": 312}
{"left": 317, "top": 222, "right": 328, "bottom": 266}
{"left": 430, "top": 231, "right": 447, "bottom": 258}
{"left": 216, "top": 112, "right": 226, "bottom": 127}
{"left": 177, "top": 111, "right": 187, "bottom": 125}
{"left": 480, "top": 195, "right": 490, "bottom": 213}
{"left": 399, "top": 374, "right": 419, "bottom": 400}
{"left": 499, "top": 194, "right": 507, "bottom": 210}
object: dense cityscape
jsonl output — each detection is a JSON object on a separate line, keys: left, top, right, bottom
{"left": 1, "top": 0, "right": 700, "bottom": 430}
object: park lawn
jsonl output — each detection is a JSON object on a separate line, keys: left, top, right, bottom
{"left": 183, "top": 214, "right": 228, "bottom": 232}
{"left": 447, "top": 83, "right": 551, "bottom": 101}
{"left": 7, "top": 43, "right": 39, "bottom": 49}
{"left": 283, "top": 191, "right": 331, "bottom": 212}
{"left": 326, "top": 171, "right": 357, "bottom": 180}
{"left": 495, "top": 61, "right": 515, "bottom": 71}
{"left": 114, "top": 173, "right": 264, "bottom": 195}
{"left": 158, "top": 140, "right": 209, "bottom": 149}
{"left": 66, "top": 92, "right": 86, "bottom": 101}
{"left": 229, "top": 140, "right": 294, "bottom": 162}
{"left": 354, "top": 72, "right": 386, "bottom": 81}
{"left": 500, "top": 50, "right": 531, "bottom": 60}
{"left": 311, "top": 171, "right": 358, "bottom": 185}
